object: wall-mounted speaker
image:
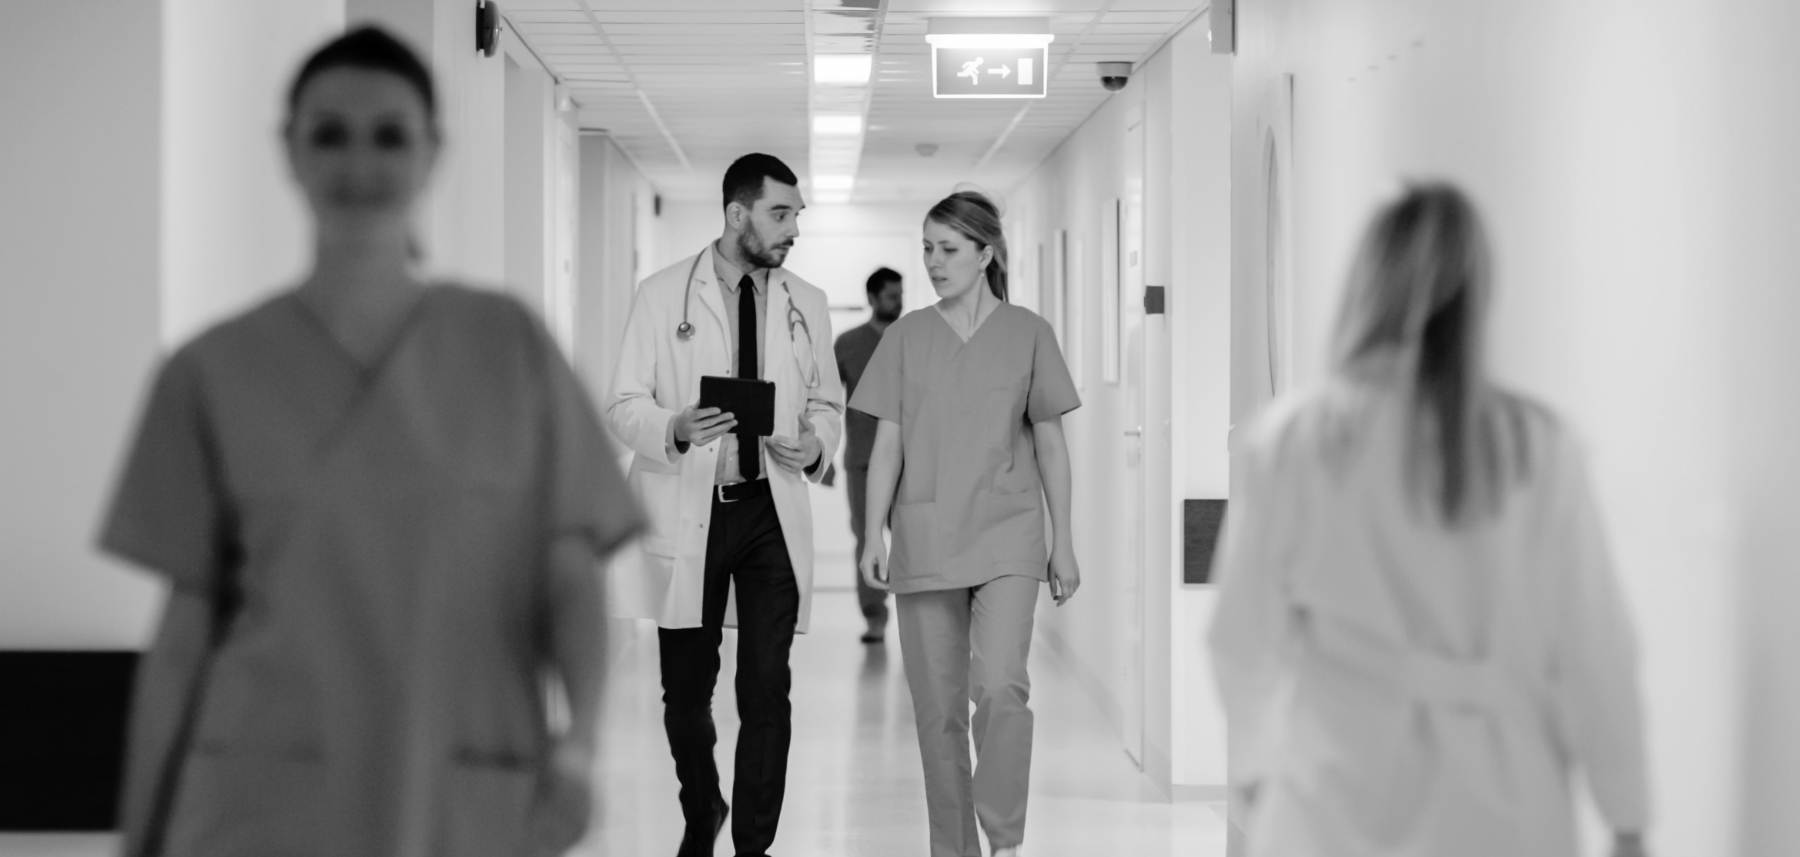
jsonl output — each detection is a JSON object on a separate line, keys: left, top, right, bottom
{"left": 476, "top": 1, "right": 501, "bottom": 58}
{"left": 1183, "top": 499, "right": 1227, "bottom": 584}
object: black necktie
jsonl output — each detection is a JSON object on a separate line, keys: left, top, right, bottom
{"left": 737, "top": 275, "right": 760, "bottom": 479}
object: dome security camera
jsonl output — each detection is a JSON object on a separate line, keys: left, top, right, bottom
{"left": 1097, "top": 62, "right": 1132, "bottom": 92}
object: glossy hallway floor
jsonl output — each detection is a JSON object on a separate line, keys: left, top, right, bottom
{"left": 0, "top": 589, "right": 1224, "bottom": 857}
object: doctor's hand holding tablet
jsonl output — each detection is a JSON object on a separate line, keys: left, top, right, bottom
{"left": 673, "top": 405, "right": 736, "bottom": 446}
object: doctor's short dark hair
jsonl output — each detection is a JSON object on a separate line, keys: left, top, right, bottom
{"left": 866, "top": 267, "right": 902, "bottom": 296}
{"left": 722, "top": 153, "right": 800, "bottom": 213}
{"left": 286, "top": 25, "right": 436, "bottom": 130}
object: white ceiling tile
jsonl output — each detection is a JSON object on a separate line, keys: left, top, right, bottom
{"left": 584, "top": 12, "right": 803, "bottom": 24}
{"left": 507, "top": 11, "right": 591, "bottom": 24}
{"left": 599, "top": 23, "right": 803, "bottom": 35}
{"left": 584, "top": 0, "right": 802, "bottom": 9}
{"left": 1109, "top": 0, "right": 1205, "bottom": 8}
{"left": 1100, "top": 10, "right": 1195, "bottom": 23}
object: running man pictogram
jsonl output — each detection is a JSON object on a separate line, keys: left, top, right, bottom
{"left": 958, "top": 57, "right": 984, "bottom": 85}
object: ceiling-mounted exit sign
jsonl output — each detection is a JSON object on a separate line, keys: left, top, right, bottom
{"left": 926, "top": 17, "right": 1054, "bottom": 99}
{"left": 932, "top": 46, "right": 1049, "bottom": 99}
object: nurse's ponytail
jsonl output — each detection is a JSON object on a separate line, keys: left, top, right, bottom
{"left": 926, "top": 189, "right": 1008, "bottom": 301}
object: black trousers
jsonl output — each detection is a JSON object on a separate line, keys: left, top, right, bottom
{"left": 658, "top": 487, "right": 799, "bottom": 857}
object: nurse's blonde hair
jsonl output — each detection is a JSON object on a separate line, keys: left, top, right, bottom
{"left": 1334, "top": 182, "right": 1532, "bottom": 526}
{"left": 925, "top": 191, "right": 1008, "bottom": 301}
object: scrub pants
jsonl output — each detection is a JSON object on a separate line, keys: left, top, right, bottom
{"left": 844, "top": 466, "right": 891, "bottom": 623}
{"left": 897, "top": 575, "right": 1039, "bottom": 857}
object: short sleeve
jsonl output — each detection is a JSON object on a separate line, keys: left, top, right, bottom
{"left": 539, "top": 322, "right": 646, "bottom": 559}
{"left": 98, "top": 349, "right": 230, "bottom": 593}
{"left": 1026, "top": 318, "right": 1081, "bottom": 424}
{"left": 848, "top": 321, "right": 903, "bottom": 423}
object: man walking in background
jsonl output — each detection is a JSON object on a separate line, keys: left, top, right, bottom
{"left": 835, "top": 267, "right": 904, "bottom": 643}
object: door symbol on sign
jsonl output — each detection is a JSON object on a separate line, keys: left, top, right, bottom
{"left": 959, "top": 57, "right": 984, "bottom": 85}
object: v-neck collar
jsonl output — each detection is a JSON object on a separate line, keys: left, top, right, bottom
{"left": 934, "top": 298, "right": 1005, "bottom": 346}
{"left": 286, "top": 286, "right": 436, "bottom": 383}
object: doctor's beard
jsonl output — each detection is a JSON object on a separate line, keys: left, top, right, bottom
{"left": 738, "top": 223, "right": 792, "bottom": 269}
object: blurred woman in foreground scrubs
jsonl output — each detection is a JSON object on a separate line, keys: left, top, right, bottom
{"left": 99, "top": 26, "right": 641, "bottom": 857}
{"left": 1208, "top": 183, "right": 1651, "bottom": 857}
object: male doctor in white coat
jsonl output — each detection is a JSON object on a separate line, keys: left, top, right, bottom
{"left": 605, "top": 153, "right": 843, "bottom": 857}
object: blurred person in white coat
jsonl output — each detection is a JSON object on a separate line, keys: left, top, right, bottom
{"left": 604, "top": 153, "right": 844, "bottom": 857}
{"left": 1208, "top": 183, "right": 1651, "bottom": 857}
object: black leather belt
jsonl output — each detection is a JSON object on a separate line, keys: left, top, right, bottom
{"left": 715, "top": 478, "right": 771, "bottom": 504}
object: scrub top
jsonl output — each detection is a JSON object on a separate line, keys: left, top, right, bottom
{"left": 99, "top": 285, "right": 643, "bottom": 857}
{"left": 849, "top": 302, "right": 1079, "bottom": 594}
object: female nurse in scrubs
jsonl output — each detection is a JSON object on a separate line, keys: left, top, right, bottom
{"left": 99, "top": 27, "right": 642, "bottom": 857}
{"left": 1208, "top": 184, "right": 1651, "bottom": 857}
{"left": 853, "top": 189, "right": 1082, "bottom": 857}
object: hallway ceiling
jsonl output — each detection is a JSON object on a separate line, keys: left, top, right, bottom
{"left": 504, "top": 0, "right": 1208, "bottom": 203}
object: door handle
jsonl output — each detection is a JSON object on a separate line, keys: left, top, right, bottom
{"left": 1124, "top": 427, "right": 1143, "bottom": 437}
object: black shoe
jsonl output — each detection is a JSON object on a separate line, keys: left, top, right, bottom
{"left": 677, "top": 794, "right": 728, "bottom": 857}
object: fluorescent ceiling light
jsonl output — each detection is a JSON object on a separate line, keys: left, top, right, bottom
{"left": 814, "top": 54, "right": 873, "bottom": 85}
{"left": 924, "top": 33, "right": 1055, "bottom": 49}
{"left": 812, "top": 115, "right": 864, "bottom": 135}
{"left": 812, "top": 174, "right": 855, "bottom": 191}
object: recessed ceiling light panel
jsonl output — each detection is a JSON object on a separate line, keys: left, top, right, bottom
{"left": 814, "top": 54, "right": 874, "bottom": 86}
{"left": 812, "top": 115, "right": 864, "bottom": 135}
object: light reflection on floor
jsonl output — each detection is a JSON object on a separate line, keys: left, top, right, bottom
{"left": 0, "top": 590, "right": 1223, "bottom": 857}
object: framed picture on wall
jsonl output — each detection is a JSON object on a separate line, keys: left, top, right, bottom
{"left": 1249, "top": 72, "right": 1296, "bottom": 411}
{"left": 1101, "top": 198, "right": 1121, "bottom": 385}
{"left": 1062, "top": 230, "right": 1085, "bottom": 391}
{"left": 1006, "top": 220, "right": 1028, "bottom": 312}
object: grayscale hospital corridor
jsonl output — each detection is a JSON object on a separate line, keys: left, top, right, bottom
{"left": 6, "top": 1, "right": 1800, "bottom": 857}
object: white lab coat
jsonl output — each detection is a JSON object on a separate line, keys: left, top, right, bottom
{"left": 1208, "top": 378, "right": 1650, "bottom": 857}
{"left": 604, "top": 245, "right": 844, "bottom": 633}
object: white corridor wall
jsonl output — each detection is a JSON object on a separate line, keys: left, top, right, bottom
{"left": 0, "top": 1, "right": 168, "bottom": 648}
{"left": 1003, "top": 15, "right": 1234, "bottom": 795}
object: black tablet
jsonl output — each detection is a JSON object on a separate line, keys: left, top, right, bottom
{"left": 699, "top": 375, "right": 776, "bottom": 437}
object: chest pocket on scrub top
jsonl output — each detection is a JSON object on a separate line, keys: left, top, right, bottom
{"left": 984, "top": 378, "right": 1035, "bottom": 494}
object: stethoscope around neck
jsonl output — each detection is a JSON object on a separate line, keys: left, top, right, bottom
{"left": 674, "top": 248, "right": 820, "bottom": 388}
{"left": 675, "top": 248, "right": 704, "bottom": 340}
